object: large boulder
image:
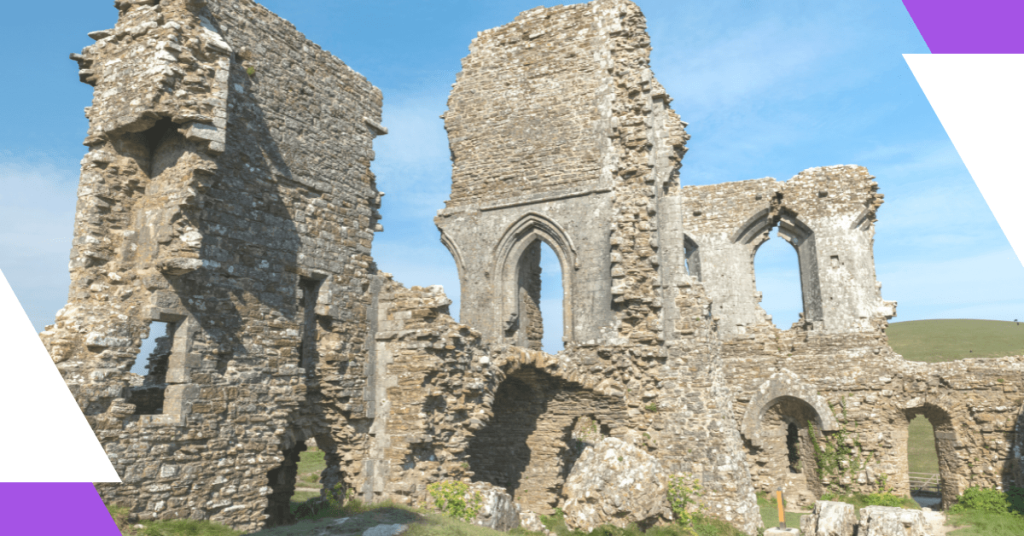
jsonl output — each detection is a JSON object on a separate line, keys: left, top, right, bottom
{"left": 858, "top": 506, "right": 930, "bottom": 536}
{"left": 799, "top": 501, "right": 856, "bottom": 536}
{"left": 468, "top": 482, "right": 520, "bottom": 532}
{"left": 561, "top": 437, "right": 670, "bottom": 532}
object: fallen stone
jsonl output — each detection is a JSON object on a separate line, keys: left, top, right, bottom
{"left": 858, "top": 506, "right": 930, "bottom": 536}
{"left": 519, "top": 511, "right": 546, "bottom": 533}
{"left": 467, "top": 482, "right": 520, "bottom": 532}
{"left": 800, "top": 501, "right": 856, "bottom": 536}
{"left": 765, "top": 528, "right": 800, "bottom": 536}
{"left": 561, "top": 437, "right": 670, "bottom": 532}
{"left": 362, "top": 524, "right": 407, "bottom": 536}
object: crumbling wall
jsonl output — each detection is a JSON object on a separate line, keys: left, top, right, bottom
{"left": 44, "top": 0, "right": 384, "bottom": 531}
{"left": 364, "top": 277, "right": 760, "bottom": 531}
{"left": 435, "top": 1, "right": 762, "bottom": 532}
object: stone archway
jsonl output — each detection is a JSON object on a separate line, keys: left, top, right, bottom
{"left": 740, "top": 372, "right": 838, "bottom": 503}
{"left": 465, "top": 365, "right": 627, "bottom": 515}
{"left": 903, "top": 402, "right": 961, "bottom": 509}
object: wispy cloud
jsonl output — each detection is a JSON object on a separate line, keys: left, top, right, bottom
{"left": 0, "top": 152, "right": 80, "bottom": 331}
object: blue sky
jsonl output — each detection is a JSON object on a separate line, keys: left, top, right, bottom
{"left": 2, "top": 0, "right": 1022, "bottom": 355}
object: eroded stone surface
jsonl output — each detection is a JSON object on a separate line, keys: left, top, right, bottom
{"left": 858, "top": 506, "right": 930, "bottom": 536}
{"left": 562, "top": 437, "right": 669, "bottom": 532}
{"left": 51, "top": 0, "right": 1024, "bottom": 534}
{"left": 799, "top": 501, "right": 856, "bottom": 536}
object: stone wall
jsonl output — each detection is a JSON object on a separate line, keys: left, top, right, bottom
{"left": 679, "top": 166, "right": 1024, "bottom": 508}
{"left": 45, "top": 0, "right": 384, "bottom": 531}
{"left": 49, "top": 0, "right": 1024, "bottom": 534}
{"left": 436, "top": 1, "right": 761, "bottom": 532}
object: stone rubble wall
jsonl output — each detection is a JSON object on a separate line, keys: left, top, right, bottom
{"left": 45, "top": 0, "right": 384, "bottom": 531}
{"left": 49, "top": 0, "right": 1024, "bottom": 533}
{"left": 435, "top": 1, "right": 762, "bottom": 533}
{"left": 362, "top": 276, "right": 761, "bottom": 533}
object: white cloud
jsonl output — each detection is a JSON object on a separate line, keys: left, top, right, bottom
{"left": 0, "top": 153, "right": 79, "bottom": 332}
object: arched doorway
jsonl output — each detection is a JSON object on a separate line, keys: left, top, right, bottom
{"left": 465, "top": 366, "right": 625, "bottom": 514}
{"left": 904, "top": 404, "right": 960, "bottom": 509}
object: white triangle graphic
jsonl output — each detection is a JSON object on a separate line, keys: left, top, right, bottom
{"left": 0, "top": 268, "right": 120, "bottom": 482}
{"left": 904, "top": 54, "right": 1024, "bottom": 267}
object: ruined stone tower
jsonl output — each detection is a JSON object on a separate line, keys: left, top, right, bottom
{"left": 47, "top": 0, "right": 386, "bottom": 530}
{"left": 50, "top": 0, "right": 1024, "bottom": 533}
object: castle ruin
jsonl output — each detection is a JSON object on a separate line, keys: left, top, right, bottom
{"left": 47, "top": 0, "right": 1024, "bottom": 533}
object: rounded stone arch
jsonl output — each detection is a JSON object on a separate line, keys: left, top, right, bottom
{"left": 493, "top": 213, "right": 578, "bottom": 347}
{"left": 901, "top": 397, "right": 961, "bottom": 508}
{"left": 741, "top": 372, "right": 839, "bottom": 448}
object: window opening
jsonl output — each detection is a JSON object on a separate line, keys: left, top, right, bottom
{"left": 786, "top": 422, "right": 801, "bottom": 473}
{"left": 539, "top": 241, "right": 564, "bottom": 354}
{"left": 753, "top": 235, "right": 803, "bottom": 329}
{"left": 298, "top": 277, "right": 322, "bottom": 376}
{"left": 684, "top": 236, "right": 701, "bottom": 280}
{"left": 128, "top": 320, "right": 175, "bottom": 415}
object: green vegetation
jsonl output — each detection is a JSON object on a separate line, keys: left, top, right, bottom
{"left": 426, "top": 481, "right": 483, "bottom": 522}
{"left": 755, "top": 493, "right": 806, "bottom": 531}
{"left": 906, "top": 415, "right": 940, "bottom": 475}
{"left": 888, "top": 319, "right": 1024, "bottom": 476}
{"left": 945, "top": 487, "right": 1024, "bottom": 536}
{"left": 887, "top": 319, "right": 1024, "bottom": 363}
{"left": 105, "top": 504, "right": 244, "bottom": 536}
{"left": 666, "top": 474, "right": 702, "bottom": 534}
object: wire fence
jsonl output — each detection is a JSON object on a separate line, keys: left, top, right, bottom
{"left": 908, "top": 472, "right": 941, "bottom": 494}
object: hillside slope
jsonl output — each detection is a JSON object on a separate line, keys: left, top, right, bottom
{"left": 888, "top": 319, "right": 1024, "bottom": 363}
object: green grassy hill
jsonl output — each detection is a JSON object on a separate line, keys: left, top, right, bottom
{"left": 887, "top": 319, "right": 1024, "bottom": 362}
{"left": 888, "top": 319, "right": 1024, "bottom": 477}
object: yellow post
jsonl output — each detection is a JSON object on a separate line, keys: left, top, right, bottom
{"left": 776, "top": 489, "right": 786, "bottom": 529}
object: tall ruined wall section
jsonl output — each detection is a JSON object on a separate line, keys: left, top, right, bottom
{"left": 436, "top": 1, "right": 761, "bottom": 533}
{"left": 43, "top": 0, "right": 384, "bottom": 531}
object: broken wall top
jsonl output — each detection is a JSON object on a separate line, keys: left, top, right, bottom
{"left": 443, "top": 0, "right": 680, "bottom": 209}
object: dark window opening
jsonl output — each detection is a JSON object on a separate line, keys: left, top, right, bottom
{"left": 786, "top": 422, "right": 801, "bottom": 473}
{"left": 128, "top": 321, "right": 175, "bottom": 415}
{"left": 264, "top": 441, "right": 306, "bottom": 527}
{"left": 298, "top": 277, "right": 322, "bottom": 376}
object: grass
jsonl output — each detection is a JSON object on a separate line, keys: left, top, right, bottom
{"left": 887, "top": 319, "right": 1024, "bottom": 363}
{"left": 756, "top": 493, "right": 807, "bottom": 531}
{"left": 106, "top": 505, "right": 244, "bottom": 536}
{"left": 888, "top": 319, "right": 1024, "bottom": 477}
{"left": 947, "top": 509, "right": 1024, "bottom": 536}
{"left": 944, "top": 487, "right": 1024, "bottom": 535}
{"left": 907, "top": 414, "right": 940, "bottom": 475}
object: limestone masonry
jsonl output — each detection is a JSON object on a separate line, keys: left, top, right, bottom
{"left": 49, "top": 0, "right": 1024, "bottom": 534}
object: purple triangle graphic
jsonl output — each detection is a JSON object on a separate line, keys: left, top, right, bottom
{"left": 0, "top": 484, "right": 120, "bottom": 535}
{"left": 902, "top": 0, "right": 1024, "bottom": 53}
